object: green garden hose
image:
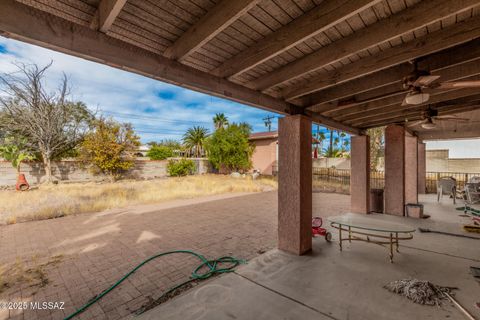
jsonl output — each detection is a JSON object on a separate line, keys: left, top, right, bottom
{"left": 64, "top": 250, "right": 245, "bottom": 320}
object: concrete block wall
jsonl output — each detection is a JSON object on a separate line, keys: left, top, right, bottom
{"left": 426, "top": 149, "right": 480, "bottom": 173}
{"left": 0, "top": 158, "right": 211, "bottom": 186}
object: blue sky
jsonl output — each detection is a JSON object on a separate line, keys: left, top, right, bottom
{"left": 0, "top": 36, "right": 287, "bottom": 143}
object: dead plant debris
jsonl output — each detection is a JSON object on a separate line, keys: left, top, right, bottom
{"left": 384, "top": 279, "right": 456, "bottom": 306}
{"left": 0, "top": 254, "right": 64, "bottom": 294}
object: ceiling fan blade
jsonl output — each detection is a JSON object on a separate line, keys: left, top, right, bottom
{"left": 435, "top": 116, "right": 470, "bottom": 121}
{"left": 413, "top": 75, "right": 441, "bottom": 87}
{"left": 435, "top": 80, "right": 480, "bottom": 89}
{"left": 401, "top": 97, "right": 409, "bottom": 106}
{"left": 407, "top": 119, "right": 426, "bottom": 127}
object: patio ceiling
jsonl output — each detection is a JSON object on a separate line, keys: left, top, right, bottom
{"left": 1, "top": 0, "right": 480, "bottom": 136}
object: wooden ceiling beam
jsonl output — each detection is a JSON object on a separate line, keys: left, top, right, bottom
{"left": 303, "top": 110, "right": 363, "bottom": 135}
{"left": 249, "top": 0, "right": 480, "bottom": 92}
{"left": 348, "top": 88, "right": 480, "bottom": 126}
{"left": 305, "top": 38, "right": 480, "bottom": 110}
{"left": 0, "top": 0, "right": 291, "bottom": 115}
{"left": 417, "top": 120, "right": 480, "bottom": 140}
{"left": 328, "top": 60, "right": 480, "bottom": 121}
{"left": 283, "top": 15, "right": 480, "bottom": 100}
{"left": 361, "top": 104, "right": 480, "bottom": 129}
{"left": 163, "top": 0, "right": 260, "bottom": 61}
{"left": 305, "top": 64, "right": 412, "bottom": 112}
{"left": 212, "top": 0, "right": 380, "bottom": 79}
{"left": 93, "top": 0, "right": 127, "bottom": 33}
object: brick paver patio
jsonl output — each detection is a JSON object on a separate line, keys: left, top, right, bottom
{"left": 0, "top": 191, "right": 349, "bottom": 320}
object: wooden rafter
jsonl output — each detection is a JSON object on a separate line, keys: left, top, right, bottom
{"left": 212, "top": 0, "right": 380, "bottom": 79}
{"left": 348, "top": 88, "right": 480, "bottom": 126}
{"left": 163, "top": 0, "right": 260, "bottom": 61}
{"left": 327, "top": 58, "right": 480, "bottom": 121}
{"left": 283, "top": 15, "right": 480, "bottom": 100}
{"left": 304, "top": 110, "right": 363, "bottom": 135}
{"left": 306, "top": 38, "right": 480, "bottom": 111}
{"left": 249, "top": 0, "right": 480, "bottom": 92}
{"left": 93, "top": 0, "right": 127, "bottom": 33}
{"left": 363, "top": 104, "right": 480, "bottom": 130}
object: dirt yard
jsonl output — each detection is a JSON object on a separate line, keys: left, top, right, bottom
{"left": 0, "top": 191, "right": 349, "bottom": 320}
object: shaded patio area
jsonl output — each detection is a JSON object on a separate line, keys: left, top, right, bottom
{"left": 139, "top": 194, "right": 480, "bottom": 320}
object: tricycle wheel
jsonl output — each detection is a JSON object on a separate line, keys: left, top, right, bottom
{"left": 325, "top": 232, "right": 332, "bottom": 242}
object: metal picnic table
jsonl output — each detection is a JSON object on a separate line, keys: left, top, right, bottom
{"left": 328, "top": 215, "right": 416, "bottom": 263}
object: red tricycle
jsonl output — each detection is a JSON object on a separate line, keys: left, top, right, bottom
{"left": 312, "top": 217, "right": 332, "bottom": 242}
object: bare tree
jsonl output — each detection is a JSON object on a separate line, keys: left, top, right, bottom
{"left": 0, "top": 63, "right": 92, "bottom": 182}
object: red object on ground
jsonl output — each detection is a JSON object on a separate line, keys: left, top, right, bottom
{"left": 312, "top": 217, "right": 332, "bottom": 242}
{"left": 16, "top": 174, "right": 30, "bottom": 191}
{"left": 313, "top": 146, "right": 318, "bottom": 159}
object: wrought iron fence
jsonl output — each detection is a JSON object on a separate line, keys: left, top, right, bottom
{"left": 271, "top": 164, "right": 480, "bottom": 194}
{"left": 425, "top": 172, "right": 479, "bottom": 193}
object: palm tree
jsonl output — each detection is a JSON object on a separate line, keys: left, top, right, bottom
{"left": 237, "top": 122, "right": 252, "bottom": 135}
{"left": 183, "top": 126, "right": 209, "bottom": 157}
{"left": 328, "top": 129, "right": 334, "bottom": 155}
{"left": 213, "top": 113, "right": 229, "bottom": 130}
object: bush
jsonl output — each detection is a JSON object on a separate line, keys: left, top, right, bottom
{"left": 205, "top": 123, "right": 254, "bottom": 173}
{"left": 79, "top": 118, "right": 140, "bottom": 180}
{"left": 147, "top": 145, "right": 173, "bottom": 160}
{"left": 167, "top": 158, "right": 196, "bottom": 177}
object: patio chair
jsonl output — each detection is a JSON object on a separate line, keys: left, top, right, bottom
{"left": 468, "top": 176, "right": 480, "bottom": 183}
{"left": 464, "top": 183, "right": 480, "bottom": 215}
{"left": 437, "top": 177, "right": 458, "bottom": 204}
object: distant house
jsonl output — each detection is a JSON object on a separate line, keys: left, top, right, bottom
{"left": 249, "top": 131, "right": 278, "bottom": 175}
{"left": 249, "top": 131, "right": 347, "bottom": 175}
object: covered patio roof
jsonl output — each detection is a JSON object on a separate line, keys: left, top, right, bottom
{"left": 1, "top": 0, "right": 480, "bottom": 136}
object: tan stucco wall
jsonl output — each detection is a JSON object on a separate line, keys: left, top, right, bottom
{"left": 251, "top": 138, "right": 277, "bottom": 175}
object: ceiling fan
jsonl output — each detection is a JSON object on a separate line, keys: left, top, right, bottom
{"left": 407, "top": 107, "right": 469, "bottom": 129}
{"left": 401, "top": 61, "right": 480, "bottom": 106}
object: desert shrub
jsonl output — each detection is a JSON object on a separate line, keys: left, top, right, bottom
{"left": 147, "top": 145, "right": 173, "bottom": 160}
{"left": 167, "top": 158, "right": 196, "bottom": 177}
{"left": 79, "top": 118, "right": 140, "bottom": 180}
{"left": 205, "top": 123, "right": 254, "bottom": 173}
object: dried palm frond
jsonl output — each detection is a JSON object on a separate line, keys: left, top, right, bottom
{"left": 384, "top": 279, "right": 456, "bottom": 306}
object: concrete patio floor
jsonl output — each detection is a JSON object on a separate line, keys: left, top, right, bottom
{"left": 138, "top": 194, "right": 480, "bottom": 320}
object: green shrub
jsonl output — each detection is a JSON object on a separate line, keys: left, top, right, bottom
{"left": 167, "top": 158, "right": 196, "bottom": 177}
{"left": 147, "top": 145, "right": 173, "bottom": 160}
{"left": 205, "top": 123, "right": 254, "bottom": 173}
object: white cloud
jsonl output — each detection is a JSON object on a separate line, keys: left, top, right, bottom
{"left": 0, "top": 36, "right": 279, "bottom": 142}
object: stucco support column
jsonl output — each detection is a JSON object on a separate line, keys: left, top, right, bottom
{"left": 351, "top": 135, "right": 370, "bottom": 214}
{"left": 417, "top": 142, "right": 426, "bottom": 194}
{"left": 278, "top": 114, "right": 312, "bottom": 255}
{"left": 384, "top": 125, "right": 406, "bottom": 216}
{"left": 385, "top": 125, "right": 419, "bottom": 216}
{"left": 405, "top": 134, "right": 418, "bottom": 204}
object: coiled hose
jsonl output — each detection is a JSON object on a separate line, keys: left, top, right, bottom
{"left": 64, "top": 250, "right": 245, "bottom": 320}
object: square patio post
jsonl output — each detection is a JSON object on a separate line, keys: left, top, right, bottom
{"left": 384, "top": 125, "right": 406, "bottom": 216}
{"left": 405, "top": 134, "right": 418, "bottom": 204}
{"left": 417, "top": 142, "right": 426, "bottom": 194}
{"left": 278, "top": 114, "right": 312, "bottom": 255}
{"left": 351, "top": 135, "right": 370, "bottom": 213}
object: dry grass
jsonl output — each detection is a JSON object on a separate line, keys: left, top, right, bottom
{"left": 0, "top": 255, "right": 63, "bottom": 294}
{"left": 0, "top": 175, "right": 277, "bottom": 224}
